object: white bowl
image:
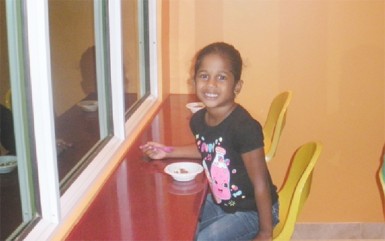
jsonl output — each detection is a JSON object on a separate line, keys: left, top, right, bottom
{"left": 77, "top": 100, "right": 98, "bottom": 112}
{"left": 186, "top": 102, "right": 205, "bottom": 113}
{"left": 164, "top": 162, "right": 204, "bottom": 182}
{"left": 0, "top": 155, "right": 17, "bottom": 174}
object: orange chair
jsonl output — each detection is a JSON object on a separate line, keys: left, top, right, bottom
{"left": 273, "top": 142, "right": 322, "bottom": 241}
{"left": 263, "top": 91, "right": 292, "bottom": 161}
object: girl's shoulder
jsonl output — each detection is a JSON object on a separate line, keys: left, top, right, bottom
{"left": 191, "top": 107, "right": 206, "bottom": 121}
{"left": 189, "top": 107, "right": 206, "bottom": 130}
{"left": 231, "top": 105, "right": 261, "bottom": 126}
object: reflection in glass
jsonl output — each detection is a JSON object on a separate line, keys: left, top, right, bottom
{"left": 0, "top": 0, "right": 23, "bottom": 238}
{"left": 122, "top": 0, "right": 150, "bottom": 116}
{"left": 0, "top": 104, "right": 22, "bottom": 240}
{"left": 48, "top": 0, "right": 101, "bottom": 188}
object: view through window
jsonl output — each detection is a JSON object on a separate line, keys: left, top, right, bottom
{"left": 1, "top": 0, "right": 154, "bottom": 239}
{"left": 0, "top": 0, "right": 23, "bottom": 238}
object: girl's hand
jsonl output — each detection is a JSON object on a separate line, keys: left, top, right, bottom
{"left": 140, "top": 142, "right": 173, "bottom": 160}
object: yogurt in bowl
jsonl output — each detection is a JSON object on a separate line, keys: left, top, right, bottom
{"left": 164, "top": 162, "right": 204, "bottom": 182}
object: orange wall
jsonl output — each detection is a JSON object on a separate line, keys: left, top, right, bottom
{"left": 160, "top": 0, "right": 171, "bottom": 99}
{"left": 163, "top": 0, "right": 385, "bottom": 222}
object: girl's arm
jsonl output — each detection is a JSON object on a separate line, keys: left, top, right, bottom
{"left": 242, "top": 147, "right": 273, "bottom": 241}
{"left": 140, "top": 141, "right": 201, "bottom": 160}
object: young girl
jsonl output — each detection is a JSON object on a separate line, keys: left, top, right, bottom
{"left": 140, "top": 42, "right": 279, "bottom": 241}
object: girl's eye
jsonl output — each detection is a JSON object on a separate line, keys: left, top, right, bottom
{"left": 198, "top": 73, "right": 209, "bottom": 80}
{"left": 217, "top": 74, "right": 226, "bottom": 81}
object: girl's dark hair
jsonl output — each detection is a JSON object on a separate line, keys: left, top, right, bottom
{"left": 194, "top": 42, "right": 243, "bottom": 82}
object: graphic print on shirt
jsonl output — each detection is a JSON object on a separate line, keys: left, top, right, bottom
{"left": 211, "top": 146, "right": 231, "bottom": 201}
{"left": 196, "top": 134, "right": 243, "bottom": 206}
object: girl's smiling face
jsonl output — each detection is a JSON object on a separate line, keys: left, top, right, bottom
{"left": 195, "top": 53, "right": 242, "bottom": 109}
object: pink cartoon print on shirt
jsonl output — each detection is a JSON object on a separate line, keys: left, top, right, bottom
{"left": 210, "top": 146, "right": 231, "bottom": 202}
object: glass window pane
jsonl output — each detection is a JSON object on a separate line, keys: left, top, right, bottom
{"left": 1, "top": 0, "right": 38, "bottom": 238}
{"left": 2, "top": 0, "right": 158, "bottom": 239}
{"left": 122, "top": 0, "right": 151, "bottom": 116}
{"left": 0, "top": 104, "right": 22, "bottom": 239}
{"left": 48, "top": 0, "right": 111, "bottom": 190}
{"left": 0, "top": 5, "right": 22, "bottom": 234}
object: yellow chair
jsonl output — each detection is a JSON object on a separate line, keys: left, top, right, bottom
{"left": 263, "top": 91, "right": 293, "bottom": 161}
{"left": 5, "top": 89, "right": 12, "bottom": 109}
{"left": 273, "top": 142, "right": 322, "bottom": 241}
{"left": 379, "top": 147, "right": 385, "bottom": 194}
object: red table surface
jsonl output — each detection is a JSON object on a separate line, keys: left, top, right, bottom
{"left": 66, "top": 94, "right": 208, "bottom": 241}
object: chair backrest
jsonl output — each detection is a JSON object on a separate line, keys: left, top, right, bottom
{"left": 263, "top": 91, "right": 293, "bottom": 161}
{"left": 380, "top": 150, "right": 385, "bottom": 193}
{"left": 273, "top": 142, "right": 322, "bottom": 241}
{"left": 5, "top": 89, "right": 12, "bottom": 110}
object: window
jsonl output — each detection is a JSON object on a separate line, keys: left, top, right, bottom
{"left": 122, "top": 0, "right": 151, "bottom": 116}
{"left": 2, "top": 0, "right": 39, "bottom": 239}
{"left": 1, "top": 0, "right": 34, "bottom": 239}
{"left": 48, "top": 0, "right": 116, "bottom": 191}
{"left": 1, "top": 0, "right": 158, "bottom": 239}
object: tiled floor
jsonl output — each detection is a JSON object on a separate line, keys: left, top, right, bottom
{"left": 292, "top": 222, "right": 385, "bottom": 240}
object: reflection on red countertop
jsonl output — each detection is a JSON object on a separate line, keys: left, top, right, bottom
{"left": 66, "top": 94, "right": 208, "bottom": 240}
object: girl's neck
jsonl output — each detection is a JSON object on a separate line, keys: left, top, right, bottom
{"left": 205, "top": 103, "right": 237, "bottom": 126}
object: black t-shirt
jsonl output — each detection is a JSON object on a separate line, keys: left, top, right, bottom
{"left": 190, "top": 104, "right": 278, "bottom": 213}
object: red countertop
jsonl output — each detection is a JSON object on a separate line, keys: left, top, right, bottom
{"left": 66, "top": 94, "right": 208, "bottom": 240}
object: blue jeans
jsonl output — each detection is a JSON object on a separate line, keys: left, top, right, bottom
{"left": 196, "top": 195, "right": 279, "bottom": 241}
